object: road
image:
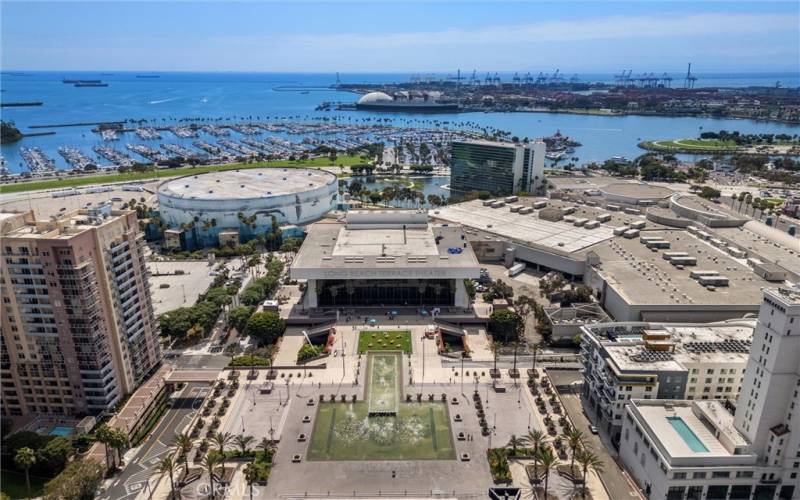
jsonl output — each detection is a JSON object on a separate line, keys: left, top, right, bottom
{"left": 99, "top": 383, "right": 209, "bottom": 500}
{"left": 549, "top": 369, "right": 644, "bottom": 500}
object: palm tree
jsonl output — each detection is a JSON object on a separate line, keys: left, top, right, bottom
{"left": 257, "top": 437, "right": 276, "bottom": 460}
{"left": 155, "top": 455, "right": 180, "bottom": 499}
{"left": 202, "top": 452, "right": 221, "bottom": 500}
{"left": 172, "top": 432, "right": 194, "bottom": 479}
{"left": 95, "top": 424, "right": 115, "bottom": 470}
{"left": 521, "top": 430, "right": 548, "bottom": 482}
{"left": 575, "top": 447, "right": 604, "bottom": 499}
{"left": 563, "top": 428, "right": 586, "bottom": 473}
{"left": 14, "top": 447, "right": 36, "bottom": 499}
{"left": 110, "top": 429, "right": 129, "bottom": 468}
{"left": 538, "top": 446, "right": 560, "bottom": 499}
{"left": 211, "top": 432, "right": 233, "bottom": 472}
{"left": 507, "top": 434, "right": 525, "bottom": 456}
{"left": 234, "top": 435, "right": 254, "bottom": 456}
{"left": 243, "top": 462, "right": 260, "bottom": 500}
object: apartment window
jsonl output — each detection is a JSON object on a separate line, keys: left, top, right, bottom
{"left": 691, "top": 369, "right": 698, "bottom": 374}
{"left": 707, "top": 369, "right": 714, "bottom": 374}
{"left": 692, "top": 472, "right": 706, "bottom": 479}
{"left": 730, "top": 485, "right": 753, "bottom": 499}
{"left": 672, "top": 472, "right": 687, "bottom": 480}
{"left": 736, "top": 471, "right": 753, "bottom": 478}
{"left": 686, "top": 486, "right": 702, "bottom": 500}
{"left": 706, "top": 485, "right": 729, "bottom": 500}
{"left": 712, "top": 471, "right": 730, "bottom": 479}
{"left": 667, "top": 487, "right": 685, "bottom": 500}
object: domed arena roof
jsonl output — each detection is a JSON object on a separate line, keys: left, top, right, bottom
{"left": 357, "top": 92, "right": 393, "bottom": 105}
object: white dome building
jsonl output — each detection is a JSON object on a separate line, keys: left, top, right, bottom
{"left": 356, "top": 91, "right": 393, "bottom": 105}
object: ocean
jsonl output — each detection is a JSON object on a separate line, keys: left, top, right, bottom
{"left": 1, "top": 71, "right": 799, "bottom": 173}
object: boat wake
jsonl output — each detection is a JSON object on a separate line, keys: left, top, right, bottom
{"left": 149, "top": 97, "right": 182, "bottom": 105}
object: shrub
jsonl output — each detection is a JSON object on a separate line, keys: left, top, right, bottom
{"left": 297, "top": 343, "right": 322, "bottom": 362}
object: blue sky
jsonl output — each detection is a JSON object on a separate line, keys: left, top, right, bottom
{"left": 2, "top": 1, "right": 798, "bottom": 73}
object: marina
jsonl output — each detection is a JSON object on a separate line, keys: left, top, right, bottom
{"left": 135, "top": 127, "right": 161, "bottom": 140}
{"left": 93, "top": 145, "right": 135, "bottom": 167}
{"left": 126, "top": 143, "right": 169, "bottom": 163}
{"left": 20, "top": 147, "right": 56, "bottom": 173}
{"left": 57, "top": 147, "right": 96, "bottom": 170}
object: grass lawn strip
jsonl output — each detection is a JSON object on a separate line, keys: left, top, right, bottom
{"left": 357, "top": 330, "right": 412, "bottom": 354}
{"left": 0, "top": 155, "right": 363, "bottom": 194}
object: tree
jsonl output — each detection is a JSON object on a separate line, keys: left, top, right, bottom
{"left": 95, "top": 424, "right": 115, "bottom": 470}
{"left": 698, "top": 186, "right": 721, "bottom": 200}
{"left": 172, "top": 432, "right": 194, "bottom": 478}
{"left": 14, "top": 447, "right": 36, "bottom": 499}
{"left": 563, "top": 428, "right": 586, "bottom": 473}
{"left": 154, "top": 455, "right": 179, "bottom": 499}
{"left": 38, "top": 436, "right": 73, "bottom": 471}
{"left": 507, "top": 435, "right": 525, "bottom": 456}
{"left": 201, "top": 452, "right": 222, "bottom": 500}
{"left": 243, "top": 462, "right": 260, "bottom": 500}
{"left": 109, "top": 429, "right": 129, "bottom": 468}
{"left": 234, "top": 434, "right": 254, "bottom": 455}
{"left": 522, "top": 430, "right": 548, "bottom": 481}
{"left": 574, "top": 447, "right": 604, "bottom": 498}
{"left": 246, "top": 312, "right": 286, "bottom": 345}
{"left": 257, "top": 437, "right": 276, "bottom": 461}
{"left": 489, "top": 309, "right": 524, "bottom": 342}
{"left": 229, "top": 306, "right": 254, "bottom": 335}
{"left": 43, "top": 459, "right": 104, "bottom": 500}
{"left": 211, "top": 432, "right": 233, "bottom": 471}
{"left": 514, "top": 294, "right": 537, "bottom": 337}
{"left": 538, "top": 446, "right": 560, "bottom": 499}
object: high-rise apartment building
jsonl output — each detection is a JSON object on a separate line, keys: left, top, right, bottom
{"left": 619, "top": 285, "right": 800, "bottom": 500}
{"left": 450, "top": 139, "right": 546, "bottom": 196}
{"left": 1, "top": 205, "right": 161, "bottom": 418}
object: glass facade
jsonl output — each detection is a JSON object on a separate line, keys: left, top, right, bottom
{"left": 316, "top": 279, "right": 455, "bottom": 307}
{"left": 450, "top": 142, "right": 518, "bottom": 195}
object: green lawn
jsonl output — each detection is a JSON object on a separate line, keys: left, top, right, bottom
{"left": 650, "top": 139, "right": 738, "bottom": 151}
{"left": 0, "top": 155, "right": 363, "bottom": 195}
{"left": 358, "top": 330, "right": 412, "bottom": 354}
{"left": 1, "top": 469, "right": 49, "bottom": 499}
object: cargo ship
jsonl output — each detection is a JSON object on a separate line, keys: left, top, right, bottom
{"left": 75, "top": 82, "right": 109, "bottom": 87}
{"left": 63, "top": 78, "right": 101, "bottom": 84}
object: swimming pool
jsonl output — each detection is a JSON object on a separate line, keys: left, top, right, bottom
{"left": 49, "top": 426, "right": 73, "bottom": 437}
{"left": 666, "top": 416, "right": 708, "bottom": 453}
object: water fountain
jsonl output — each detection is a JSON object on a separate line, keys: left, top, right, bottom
{"left": 307, "top": 351, "right": 455, "bottom": 461}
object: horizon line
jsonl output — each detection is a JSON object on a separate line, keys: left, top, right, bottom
{"left": 3, "top": 69, "right": 799, "bottom": 75}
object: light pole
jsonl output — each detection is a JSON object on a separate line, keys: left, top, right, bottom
{"left": 421, "top": 335, "right": 425, "bottom": 389}
{"left": 460, "top": 354, "right": 464, "bottom": 394}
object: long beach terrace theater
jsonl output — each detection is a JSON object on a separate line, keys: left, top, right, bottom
{"left": 290, "top": 210, "right": 481, "bottom": 310}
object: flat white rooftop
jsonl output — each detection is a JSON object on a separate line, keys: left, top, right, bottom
{"left": 291, "top": 219, "right": 480, "bottom": 280}
{"left": 158, "top": 167, "right": 336, "bottom": 201}
{"left": 333, "top": 227, "right": 439, "bottom": 257}
{"left": 434, "top": 199, "right": 615, "bottom": 253}
{"left": 600, "top": 322, "right": 754, "bottom": 372}
{"left": 628, "top": 400, "right": 753, "bottom": 464}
